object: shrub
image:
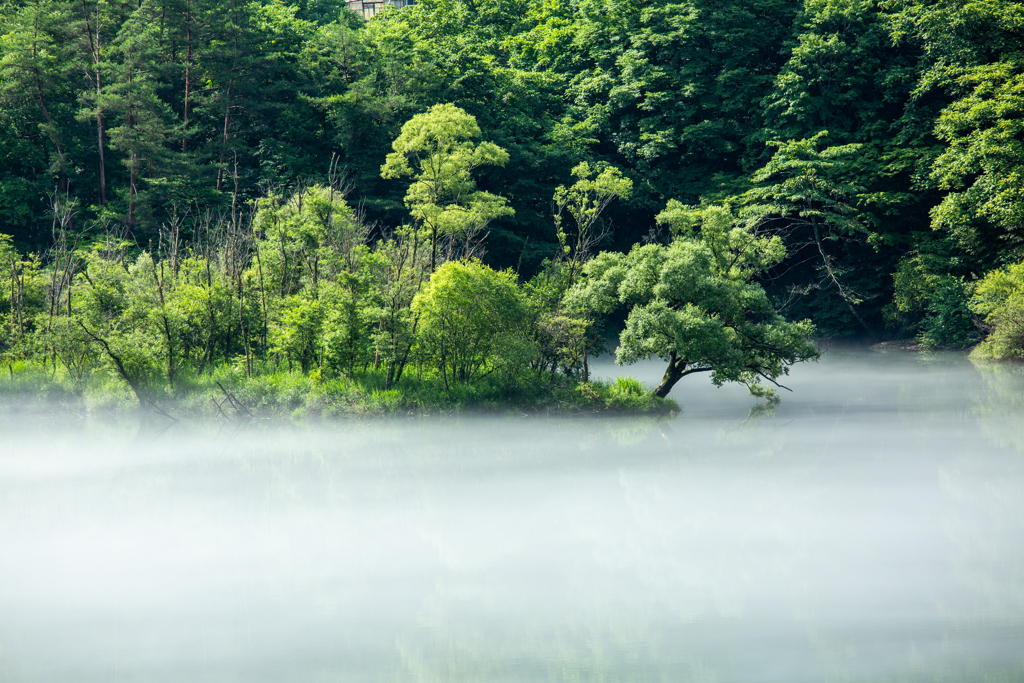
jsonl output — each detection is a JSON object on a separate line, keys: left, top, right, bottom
{"left": 971, "top": 261, "right": 1024, "bottom": 359}
{"left": 919, "top": 276, "right": 981, "bottom": 349}
{"left": 573, "top": 376, "right": 679, "bottom": 415}
{"left": 889, "top": 254, "right": 980, "bottom": 348}
{"left": 412, "top": 260, "right": 537, "bottom": 389}
{"left": 605, "top": 376, "right": 654, "bottom": 412}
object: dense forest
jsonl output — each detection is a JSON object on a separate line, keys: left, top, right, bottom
{"left": 1, "top": 0, "right": 1023, "bottom": 414}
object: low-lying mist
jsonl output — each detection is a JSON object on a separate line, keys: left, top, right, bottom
{"left": 1, "top": 351, "right": 1023, "bottom": 682}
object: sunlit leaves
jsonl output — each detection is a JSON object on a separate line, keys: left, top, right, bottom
{"left": 930, "top": 59, "right": 1024, "bottom": 247}
{"left": 567, "top": 205, "right": 816, "bottom": 396}
{"left": 971, "top": 259, "right": 1024, "bottom": 358}
{"left": 412, "top": 259, "right": 535, "bottom": 386}
{"left": 381, "top": 103, "right": 513, "bottom": 266}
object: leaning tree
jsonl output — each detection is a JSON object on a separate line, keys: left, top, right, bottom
{"left": 567, "top": 201, "right": 819, "bottom": 398}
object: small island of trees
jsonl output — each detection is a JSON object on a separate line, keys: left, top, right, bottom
{"left": 0, "top": 103, "right": 818, "bottom": 415}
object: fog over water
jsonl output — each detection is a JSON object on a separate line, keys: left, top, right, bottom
{"left": 2, "top": 350, "right": 1024, "bottom": 682}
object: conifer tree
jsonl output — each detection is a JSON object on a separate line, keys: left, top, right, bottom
{"left": 0, "top": 0, "right": 75, "bottom": 186}
{"left": 100, "top": 0, "right": 181, "bottom": 234}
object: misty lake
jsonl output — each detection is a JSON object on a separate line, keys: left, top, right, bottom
{"left": 1, "top": 350, "right": 1024, "bottom": 682}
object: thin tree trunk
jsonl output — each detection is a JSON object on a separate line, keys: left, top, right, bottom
{"left": 128, "top": 152, "right": 136, "bottom": 231}
{"left": 238, "top": 275, "right": 251, "bottom": 376}
{"left": 81, "top": 0, "right": 106, "bottom": 204}
{"left": 440, "top": 343, "right": 449, "bottom": 392}
{"left": 125, "top": 43, "right": 137, "bottom": 232}
{"left": 430, "top": 224, "right": 437, "bottom": 273}
{"left": 97, "top": 102, "right": 107, "bottom": 205}
{"left": 254, "top": 240, "right": 268, "bottom": 355}
{"left": 810, "top": 218, "right": 874, "bottom": 339}
{"left": 390, "top": 314, "right": 419, "bottom": 389}
{"left": 182, "top": 1, "right": 191, "bottom": 153}
{"left": 153, "top": 261, "right": 174, "bottom": 388}
{"left": 216, "top": 79, "right": 233, "bottom": 191}
{"left": 78, "top": 322, "right": 147, "bottom": 409}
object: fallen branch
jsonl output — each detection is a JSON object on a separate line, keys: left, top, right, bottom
{"left": 143, "top": 396, "right": 179, "bottom": 422}
{"left": 210, "top": 396, "right": 230, "bottom": 420}
{"left": 76, "top": 321, "right": 177, "bottom": 420}
{"left": 216, "top": 381, "right": 252, "bottom": 418}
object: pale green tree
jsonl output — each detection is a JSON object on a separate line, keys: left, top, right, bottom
{"left": 552, "top": 162, "right": 633, "bottom": 283}
{"left": 364, "top": 226, "right": 431, "bottom": 390}
{"left": 412, "top": 259, "right": 535, "bottom": 390}
{"left": 971, "top": 260, "right": 1024, "bottom": 359}
{"left": 73, "top": 248, "right": 170, "bottom": 406}
{"left": 530, "top": 162, "right": 633, "bottom": 381}
{"left": 929, "top": 60, "right": 1024, "bottom": 250}
{"left": 253, "top": 185, "right": 373, "bottom": 375}
{"left": 381, "top": 103, "right": 513, "bottom": 271}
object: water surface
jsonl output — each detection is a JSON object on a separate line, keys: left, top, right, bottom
{"left": 2, "top": 351, "right": 1023, "bottom": 682}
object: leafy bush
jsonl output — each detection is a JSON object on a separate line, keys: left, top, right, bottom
{"left": 888, "top": 254, "right": 980, "bottom": 349}
{"left": 971, "top": 261, "right": 1024, "bottom": 359}
{"left": 919, "top": 276, "right": 981, "bottom": 349}
{"left": 571, "top": 377, "right": 678, "bottom": 415}
{"left": 413, "top": 260, "right": 537, "bottom": 389}
{"left": 888, "top": 252, "right": 943, "bottom": 335}
{"left": 605, "top": 377, "right": 656, "bottom": 412}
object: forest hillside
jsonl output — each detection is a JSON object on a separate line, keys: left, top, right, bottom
{"left": 2, "top": 0, "right": 1023, "bottom": 413}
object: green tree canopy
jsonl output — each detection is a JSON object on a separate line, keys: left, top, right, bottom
{"left": 552, "top": 162, "right": 633, "bottom": 283}
{"left": 381, "top": 103, "right": 513, "bottom": 270}
{"left": 412, "top": 259, "right": 534, "bottom": 389}
{"left": 567, "top": 201, "right": 817, "bottom": 398}
{"left": 929, "top": 60, "right": 1024, "bottom": 253}
{"left": 743, "top": 131, "right": 876, "bottom": 333}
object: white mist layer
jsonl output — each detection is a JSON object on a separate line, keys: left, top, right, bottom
{"left": 1, "top": 351, "right": 1023, "bottom": 682}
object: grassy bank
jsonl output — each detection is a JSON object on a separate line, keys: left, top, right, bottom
{"left": 0, "top": 361, "right": 678, "bottom": 419}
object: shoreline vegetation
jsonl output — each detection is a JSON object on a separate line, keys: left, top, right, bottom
{"left": 0, "top": 357, "right": 682, "bottom": 419}
{"left": 1, "top": 342, "right": 1015, "bottom": 421}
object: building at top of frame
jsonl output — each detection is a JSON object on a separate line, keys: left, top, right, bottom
{"left": 346, "top": 0, "right": 416, "bottom": 20}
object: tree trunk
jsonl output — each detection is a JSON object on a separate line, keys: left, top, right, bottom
{"left": 430, "top": 224, "right": 437, "bottom": 272}
{"left": 153, "top": 261, "right": 174, "bottom": 388}
{"left": 81, "top": 0, "right": 107, "bottom": 204}
{"left": 97, "top": 103, "right": 107, "bottom": 205}
{"left": 653, "top": 352, "right": 686, "bottom": 398}
{"left": 182, "top": 1, "right": 191, "bottom": 153}
{"left": 77, "top": 322, "right": 146, "bottom": 408}
{"left": 216, "top": 78, "right": 233, "bottom": 191}
{"left": 811, "top": 218, "right": 874, "bottom": 339}
{"left": 128, "top": 152, "right": 136, "bottom": 232}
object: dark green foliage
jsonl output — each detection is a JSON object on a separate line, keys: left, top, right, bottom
{"left": 918, "top": 276, "right": 980, "bottom": 349}
{"left": 3, "top": 0, "right": 1024, "bottom": 407}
